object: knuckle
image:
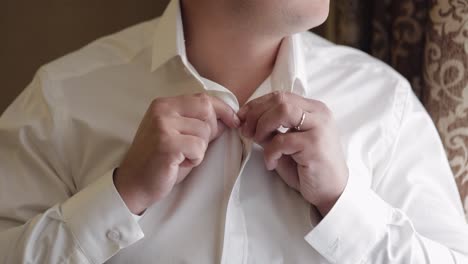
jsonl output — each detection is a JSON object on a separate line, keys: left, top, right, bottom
{"left": 190, "top": 93, "right": 212, "bottom": 117}
{"left": 195, "top": 92, "right": 211, "bottom": 104}
{"left": 203, "top": 103, "right": 214, "bottom": 115}
{"left": 166, "top": 151, "right": 184, "bottom": 165}
{"left": 151, "top": 115, "right": 167, "bottom": 130}
{"left": 316, "top": 101, "right": 332, "bottom": 116}
{"left": 191, "top": 141, "right": 207, "bottom": 164}
{"left": 272, "top": 91, "right": 285, "bottom": 105}
{"left": 152, "top": 118, "right": 174, "bottom": 139}
{"left": 198, "top": 102, "right": 214, "bottom": 119}
{"left": 150, "top": 97, "right": 169, "bottom": 114}
{"left": 278, "top": 102, "right": 292, "bottom": 117}
{"left": 273, "top": 134, "right": 286, "bottom": 147}
{"left": 192, "top": 137, "right": 208, "bottom": 152}
{"left": 201, "top": 121, "right": 211, "bottom": 132}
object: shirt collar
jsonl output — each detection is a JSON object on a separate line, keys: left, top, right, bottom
{"left": 151, "top": 0, "right": 307, "bottom": 97}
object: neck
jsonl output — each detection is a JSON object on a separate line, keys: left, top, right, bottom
{"left": 181, "top": 1, "right": 283, "bottom": 106}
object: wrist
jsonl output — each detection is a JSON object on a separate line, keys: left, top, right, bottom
{"left": 316, "top": 197, "right": 339, "bottom": 217}
{"left": 113, "top": 168, "right": 149, "bottom": 215}
{"left": 315, "top": 190, "right": 345, "bottom": 217}
{"left": 317, "top": 169, "right": 349, "bottom": 217}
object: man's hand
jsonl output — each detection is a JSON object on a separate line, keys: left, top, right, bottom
{"left": 114, "top": 93, "right": 240, "bottom": 215}
{"left": 238, "top": 91, "right": 349, "bottom": 216}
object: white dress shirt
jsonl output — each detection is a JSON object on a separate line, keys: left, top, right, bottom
{"left": 1, "top": 0, "right": 467, "bottom": 263}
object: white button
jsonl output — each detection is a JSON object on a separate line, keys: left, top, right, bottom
{"left": 106, "top": 230, "right": 121, "bottom": 242}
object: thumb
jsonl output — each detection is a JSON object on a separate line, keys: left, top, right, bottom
{"left": 212, "top": 120, "right": 227, "bottom": 141}
{"left": 210, "top": 96, "right": 241, "bottom": 129}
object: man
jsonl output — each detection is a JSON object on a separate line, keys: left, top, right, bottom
{"left": 0, "top": 0, "right": 467, "bottom": 263}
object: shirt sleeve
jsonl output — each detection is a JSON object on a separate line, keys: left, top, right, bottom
{"left": 304, "top": 81, "right": 468, "bottom": 263}
{"left": 0, "top": 70, "right": 144, "bottom": 264}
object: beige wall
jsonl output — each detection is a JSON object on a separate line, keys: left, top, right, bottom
{"left": 0, "top": 0, "right": 170, "bottom": 113}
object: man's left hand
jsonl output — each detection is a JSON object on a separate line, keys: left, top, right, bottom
{"left": 238, "top": 91, "right": 349, "bottom": 216}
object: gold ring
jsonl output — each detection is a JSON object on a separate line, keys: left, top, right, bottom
{"left": 294, "top": 111, "right": 306, "bottom": 131}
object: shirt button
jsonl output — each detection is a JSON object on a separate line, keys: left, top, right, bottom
{"left": 106, "top": 229, "right": 121, "bottom": 242}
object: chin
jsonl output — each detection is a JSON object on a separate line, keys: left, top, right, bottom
{"left": 279, "top": 0, "right": 330, "bottom": 34}
{"left": 236, "top": 0, "right": 330, "bottom": 36}
{"left": 303, "top": 0, "right": 330, "bottom": 29}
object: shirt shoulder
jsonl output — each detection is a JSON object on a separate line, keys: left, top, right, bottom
{"left": 298, "top": 30, "right": 413, "bottom": 115}
{"left": 32, "top": 18, "right": 162, "bottom": 125}
{"left": 40, "top": 18, "right": 160, "bottom": 83}
{"left": 298, "top": 31, "right": 407, "bottom": 85}
{"left": 297, "top": 31, "right": 414, "bottom": 150}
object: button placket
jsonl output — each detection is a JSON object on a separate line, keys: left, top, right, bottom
{"left": 221, "top": 133, "right": 252, "bottom": 264}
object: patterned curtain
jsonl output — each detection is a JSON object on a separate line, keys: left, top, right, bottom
{"left": 314, "top": 0, "right": 468, "bottom": 219}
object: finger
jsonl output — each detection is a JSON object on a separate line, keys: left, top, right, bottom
{"left": 170, "top": 116, "right": 212, "bottom": 143}
{"left": 238, "top": 92, "right": 281, "bottom": 137}
{"left": 188, "top": 94, "right": 219, "bottom": 138}
{"left": 242, "top": 106, "right": 273, "bottom": 139}
{"left": 174, "top": 134, "right": 210, "bottom": 183}
{"left": 254, "top": 103, "right": 306, "bottom": 144}
{"left": 214, "top": 120, "right": 227, "bottom": 140}
{"left": 176, "top": 94, "right": 239, "bottom": 138}
{"left": 240, "top": 91, "right": 328, "bottom": 119}
{"left": 210, "top": 96, "right": 241, "bottom": 129}
{"left": 239, "top": 90, "right": 297, "bottom": 122}
{"left": 158, "top": 93, "right": 208, "bottom": 118}
{"left": 274, "top": 156, "right": 300, "bottom": 190}
{"left": 238, "top": 92, "right": 276, "bottom": 120}
{"left": 175, "top": 93, "right": 234, "bottom": 140}
{"left": 240, "top": 91, "right": 299, "bottom": 138}
{"left": 263, "top": 133, "right": 304, "bottom": 170}
{"left": 178, "top": 93, "right": 226, "bottom": 141}
{"left": 160, "top": 94, "right": 217, "bottom": 138}
{"left": 248, "top": 96, "right": 329, "bottom": 140}
{"left": 171, "top": 134, "right": 208, "bottom": 168}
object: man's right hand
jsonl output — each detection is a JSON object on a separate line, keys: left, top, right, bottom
{"left": 114, "top": 93, "right": 240, "bottom": 215}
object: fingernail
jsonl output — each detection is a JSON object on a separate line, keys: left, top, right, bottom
{"left": 269, "top": 163, "right": 277, "bottom": 171}
{"left": 233, "top": 114, "right": 241, "bottom": 127}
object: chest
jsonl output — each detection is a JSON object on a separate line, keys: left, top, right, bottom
{"left": 65, "top": 65, "right": 384, "bottom": 263}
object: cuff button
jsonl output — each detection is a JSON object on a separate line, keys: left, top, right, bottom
{"left": 107, "top": 229, "right": 122, "bottom": 242}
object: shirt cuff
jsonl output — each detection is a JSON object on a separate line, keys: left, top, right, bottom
{"left": 304, "top": 169, "right": 393, "bottom": 264}
{"left": 61, "top": 170, "right": 145, "bottom": 264}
